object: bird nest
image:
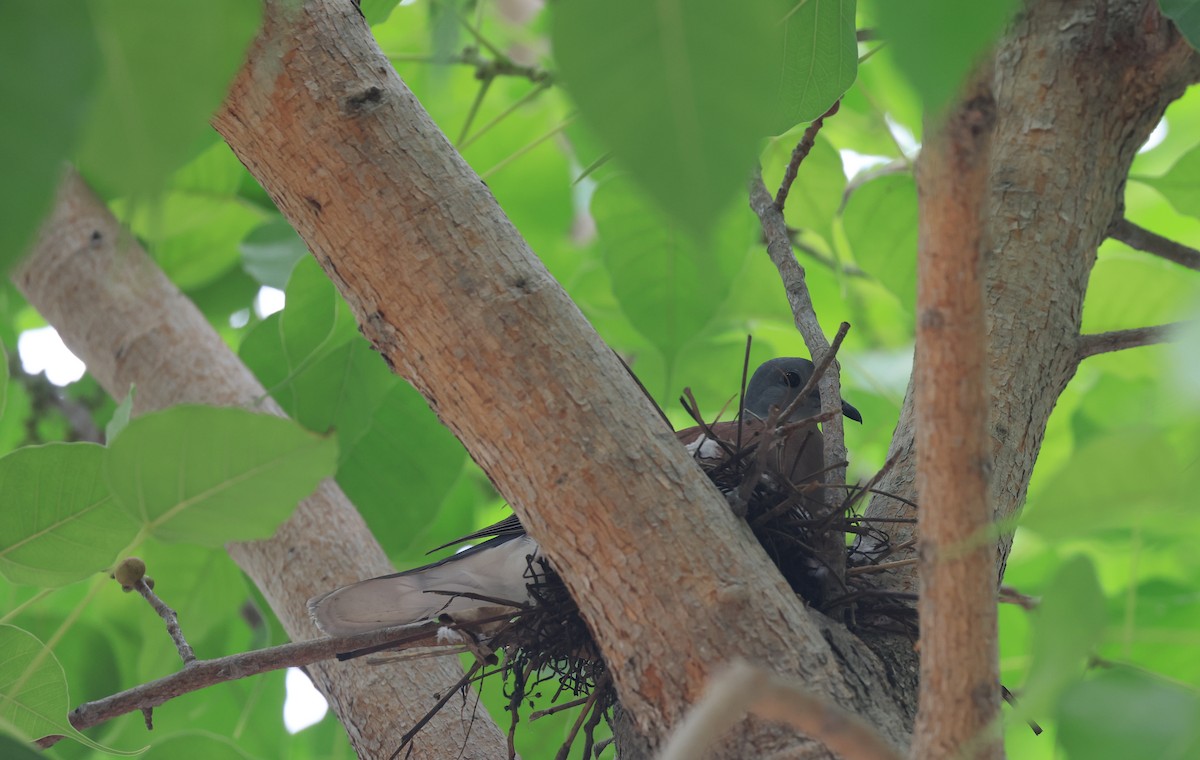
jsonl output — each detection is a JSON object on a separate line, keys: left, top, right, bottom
{"left": 387, "top": 413, "right": 915, "bottom": 760}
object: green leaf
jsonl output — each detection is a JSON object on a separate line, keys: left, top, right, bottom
{"left": 1019, "top": 555, "right": 1107, "bottom": 719}
{"left": 843, "top": 173, "right": 919, "bottom": 312}
{"left": 1058, "top": 667, "right": 1200, "bottom": 760}
{"left": 105, "top": 406, "right": 337, "bottom": 546}
{"left": 106, "top": 386, "right": 136, "bottom": 442}
{"left": 0, "top": 3, "right": 99, "bottom": 273}
{"left": 0, "top": 336, "right": 7, "bottom": 422}
{"left": 0, "top": 733, "right": 43, "bottom": 760}
{"left": 1021, "top": 428, "right": 1187, "bottom": 539}
{"left": 361, "top": 0, "right": 402, "bottom": 27}
{"left": 593, "top": 176, "right": 752, "bottom": 372}
{"left": 1159, "top": 0, "right": 1200, "bottom": 51}
{"left": 1134, "top": 145, "right": 1200, "bottom": 220}
{"left": 869, "top": 0, "right": 1019, "bottom": 115}
{"left": 240, "top": 218, "right": 309, "bottom": 290}
{"left": 141, "top": 732, "right": 256, "bottom": 760}
{"left": 552, "top": 0, "right": 781, "bottom": 235}
{"left": 771, "top": 0, "right": 858, "bottom": 133}
{"left": 76, "top": 0, "right": 261, "bottom": 198}
{"left": 280, "top": 258, "right": 360, "bottom": 369}
{"left": 0, "top": 444, "right": 137, "bottom": 588}
{"left": 0, "top": 626, "right": 137, "bottom": 753}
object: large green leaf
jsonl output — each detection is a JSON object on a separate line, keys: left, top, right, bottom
{"left": 771, "top": 0, "right": 858, "bottom": 133}
{"left": 1018, "top": 555, "right": 1107, "bottom": 719}
{"left": 1058, "top": 667, "right": 1200, "bottom": 760}
{"left": 1159, "top": 0, "right": 1200, "bottom": 51}
{"left": 1021, "top": 428, "right": 1188, "bottom": 539}
{"left": 0, "top": 3, "right": 99, "bottom": 273}
{"left": 843, "top": 173, "right": 919, "bottom": 313}
{"left": 76, "top": 0, "right": 261, "bottom": 198}
{"left": 0, "top": 626, "right": 135, "bottom": 753}
{"left": 552, "top": 0, "right": 781, "bottom": 235}
{"left": 1134, "top": 145, "right": 1200, "bottom": 220}
{"left": 105, "top": 406, "right": 337, "bottom": 545}
{"left": 593, "top": 176, "right": 752, "bottom": 373}
{"left": 869, "top": 0, "right": 1019, "bottom": 115}
{"left": 0, "top": 444, "right": 137, "bottom": 588}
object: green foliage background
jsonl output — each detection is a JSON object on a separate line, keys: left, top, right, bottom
{"left": 1, "top": 1, "right": 1199, "bottom": 758}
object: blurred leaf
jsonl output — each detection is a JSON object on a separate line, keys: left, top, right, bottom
{"left": 0, "top": 444, "right": 137, "bottom": 587}
{"left": 110, "top": 142, "right": 266, "bottom": 292}
{"left": 1019, "top": 555, "right": 1107, "bottom": 719}
{"left": 593, "top": 176, "right": 752, "bottom": 374}
{"left": 361, "top": 0, "right": 402, "bottom": 26}
{"left": 106, "top": 386, "right": 135, "bottom": 442}
{"left": 1021, "top": 428, "right": 1187, "bottom": 538}
{"left": 77, "top": 0, "right": 261, "bottom": 198}
{"left": 1058, "top": 667, "right": 1200, "bottom": 760}
{"left": 843, "top": 173, "right": 919, "bottom": 312}
{"left": 0, "top": 733, "right": 42, "bottom": 760}
{"left": 240, "top": 218, "right": 309, "bottom": 290}
{"left": 770, "top": 0, "right": 858, "bottom": 133}
{"left": 762, "top": 133, "right": 847, "bottom": 251}
{"left": 105, "top": 406, "right": 337, "bottom": 545}
{"left": 553, "top": 0, "right": 780, "bottom": 235}
{"left": 0, "top": 626, "right": 136, "bottom": 753}
{"left": 0, "top": 337, "right": 7, "bottom": 422}
{"left": 1134, "top": 145, "right": 1200, "bottom": 220}
{"left": 0, "top": 3, "right": 99, "bottom": 273}
{"left": 869, "top": 0, "right": 1019, "bottom": 115}
{"left": 1083, "top": 250, "right": 1200, "bottom": 335}
{"left": 141, "top": 732, "right": 256, "bottom": 760}
{"left": 1159, "top": 0, "right": 1200, "bottom": 51}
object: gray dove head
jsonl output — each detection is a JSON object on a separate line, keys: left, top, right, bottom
{"left": 742, "top": 357, "right": 863, "bottom": 423}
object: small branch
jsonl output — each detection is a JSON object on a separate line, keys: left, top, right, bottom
{"left": 749, "top": 170, "right": 850, "bottom": 603}
{"left": 37, "top": 619, "right": 461, "bottom": 747}
{"left": 658, "top": 660, "right": 902, "bottom": 760}
{"left": 999, "top": 585, "right": 1040, "bottom": 611}
{"left": 1076, "top": 323, "right": 1181, "bottom": 361}
{"left": 846, "top": 558, "right": 918, "bottom": 576}
{"left": 134, "top": 577, "right": 196, "bottom": 666}
{"left": 1108, "top": 217, "right": 1200, "bottom": 271}
{"left": 775, "top": 99, "right": 842, "bottom": 210}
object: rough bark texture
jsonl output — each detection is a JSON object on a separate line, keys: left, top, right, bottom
{"left": 14, "top": 171, "right": 509, "bottom": 759}
{"left": 864, "top": 1, "right": 1200, "bottom": 592}
{"left": 910, "top": 77, "right": 1001, "bottom": 758}
{"left": 213, "top": 0, "right": 907, "bottom": 755}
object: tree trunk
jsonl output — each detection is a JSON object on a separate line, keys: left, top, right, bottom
{"left": 17, "top": 0, "right": 1200, "bottom": 757}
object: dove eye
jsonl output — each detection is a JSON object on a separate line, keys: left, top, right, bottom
{"left": 783, "top": 371, "right": 803, "bottom": 387}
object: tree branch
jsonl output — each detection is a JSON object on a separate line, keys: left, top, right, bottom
{"left": 775, "top": 99, "right": 841, "bottom": 209}
{"left": 1108, "top": 216, "right": 1200, "bottom": 271}
{"left": 660, "top": 660, "right": 902, "bottom": 760}
{"left": 749, "top": 171, "right": 850, "bottom": 605}
{"left": 210, "top": 2, "right": 907, "bottom": 754}
{"left": 1077, "top": 323, "right": 1182, "bottom": 360}
{"left": 17, "top": 169, "right": 507, "bottom": 758}
{"left": 39, "top": 618, "right": 462, "bottom": 747}
{"left": 910, "top": 67, "right": 1001, "bottom": 759}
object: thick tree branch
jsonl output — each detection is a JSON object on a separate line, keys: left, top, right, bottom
{"left": 212, "top": 1, "right": 907, "bottom": 754}
{"left": 1108, "top": 216, "right": 1200, "bottom": 271}
{"left": 1077, "top": 323, "right": 1182, "bottom": 360}
{"left": 910, "top": 69, "right": 1001, "bottom": 759}
{"left": 17, "top": 170, "right": 506, "bottom": 759}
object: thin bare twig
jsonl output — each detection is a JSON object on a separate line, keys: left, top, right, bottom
{"left": 775, "top": 99, "right": 842, "bottom": 210}
{"left": 1077, "top": 323, "right": 1181, "bottom": 361}
{"left": 1108, "top": 217, "right": 1200, "bottom": 271}
{"left": 36, "top": 617, "right": 477, "bottom": 747}
{"left": 846, "top": 558, "right": 918, "bottom": 576}
{"left": 999, "top": 585, "right": 1040, "bottom": 611}
{"left": 134, "top": 578, "right": 196, "bottom": 666}
{"left": 659, "top": 660, "right": 902, "bottom": 760}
